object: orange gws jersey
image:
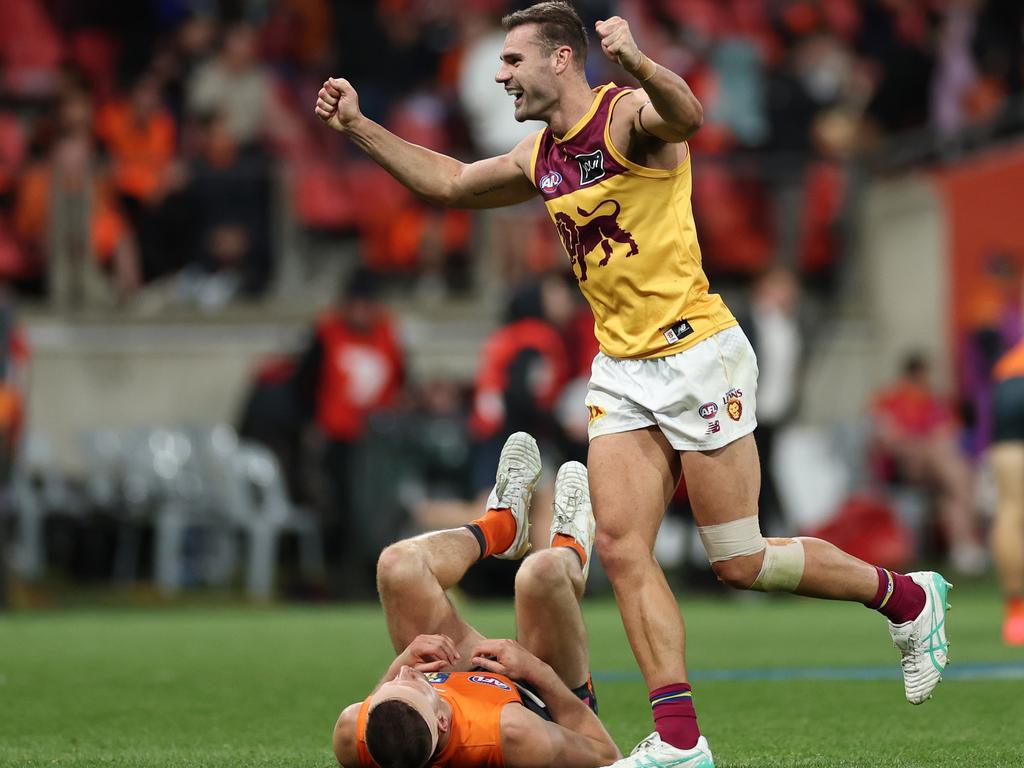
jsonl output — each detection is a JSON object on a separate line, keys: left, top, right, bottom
{"left": 530, "top": 83, "right": 736, "bottom": 360}
{"left": 995, "top": 340, "right": 1024, "bottom": 383}
{"left": 355, "top": 672, "right": 524, "bottom": 768}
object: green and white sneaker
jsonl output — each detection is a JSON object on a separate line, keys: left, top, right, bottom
{"left": 602, "top": 732, "right": 714, "bottom": 768}
{"left": 888, "top": 571, "right": 952, "bottom": 704}
{"left": 550, "top": 461, "right": 596, "bottom": 581}
{"left": 488, "top": 432, "right": 542, "bottom": 560}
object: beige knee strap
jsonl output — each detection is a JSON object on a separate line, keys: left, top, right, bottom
{"left": 751, "top": 538, "right": 805, "bottom": 592}
{"left": 697, "top": 516, "right": 766, "bottom": 563}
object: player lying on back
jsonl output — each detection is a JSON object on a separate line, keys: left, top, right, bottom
{"left": 332, "top": 432, "right": 620, "bottom": 768}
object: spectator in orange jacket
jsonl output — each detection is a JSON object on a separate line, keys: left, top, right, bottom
{"left": 293, "top": 268, "right": 404, "bottom": 593}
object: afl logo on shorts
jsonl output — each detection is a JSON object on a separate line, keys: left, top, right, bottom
{"left": 469, "top": 674, "right": 512, "bottom": 691}
{"left": 698, "top": 402, "right": 718, "bottom": 420}
{"left": 539, "top": 171, "right": 562, "bottom": 193}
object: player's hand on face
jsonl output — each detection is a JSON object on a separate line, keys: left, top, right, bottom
{"left": 595, "top": 17, "right": 644, "bottom": 72}
{"left": 315, "top": 77, "right": 361, "bottom": 133}
{"left": 401, "top": 634, "right": 461, "bottom": 673}
{"left": 469, "top": 639, "right": 540, "bottom": 680}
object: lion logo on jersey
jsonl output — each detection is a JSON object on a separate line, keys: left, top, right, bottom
{"left": 554, "top": 199, "right": 639, "bottom": 282}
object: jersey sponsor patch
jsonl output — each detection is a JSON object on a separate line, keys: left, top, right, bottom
{"left": 539, "top": 171, "right": 563, "bottom": 193}
{"left": 661, "top": 318, "right": 694, "bottom": 345}
{"left": 425, "top": 672, "right": 450, "bottom": 685}
{"left": 698, "top": 402, "right": 718, "bottom": 420}
{"left": 468, "top": 674, "right": 512, "bottom": 691}
{"left": 576, "top": 149, "right": 606, "bottom": 186}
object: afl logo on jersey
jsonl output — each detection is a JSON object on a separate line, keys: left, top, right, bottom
{"left": 539, "top": 171, "right": 562, "bottom": 193}
{"left": 469, "top": 674, "right": 512, "bottom": 691}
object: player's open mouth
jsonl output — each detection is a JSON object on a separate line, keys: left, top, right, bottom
{"left": 507, "top": 88, "right": 523, "bottom": 108}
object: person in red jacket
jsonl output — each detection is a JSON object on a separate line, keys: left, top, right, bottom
{"left": 294, "top": 268, "right": 404, "bottom": 593}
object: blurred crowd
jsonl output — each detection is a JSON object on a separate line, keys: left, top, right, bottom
{"left": 0, "top": 0, "right": 1020, "bottom": 307}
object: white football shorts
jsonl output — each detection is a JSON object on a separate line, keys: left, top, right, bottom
{"left": 585, "top": 325, "right": 758, "bottom": 451}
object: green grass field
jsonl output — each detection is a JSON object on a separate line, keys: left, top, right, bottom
{"left": 1, "top": 582, "right": 1022, "bottom": 767}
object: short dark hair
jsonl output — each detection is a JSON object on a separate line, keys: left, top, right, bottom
{"left": 365, "top": 700, "right": 433, "bottom": 768}
{"left": 502, "top": 1, "right": 587, "bottom": 70}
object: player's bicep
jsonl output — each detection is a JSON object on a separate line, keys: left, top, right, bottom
{"left": 450, "top": 133, "right": 538, "bottom": 209}
{"left": 629, "top": 89, "right": 699, "bottom": 145}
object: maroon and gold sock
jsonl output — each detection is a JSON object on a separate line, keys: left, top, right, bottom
{"left": 464, "top": 508, "right": 516, "bottom": 559}
{"left": 866, "top": 567, "right": 926, "bottom": 624}
{"left": 650, "top": 683, "right": 700, "bottom": 750}
{"left": 552, "top": 533, "right": 587, "bottom": 569}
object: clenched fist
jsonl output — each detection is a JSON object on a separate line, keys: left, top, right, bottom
{"left": 315, "top": 77, "right": 361, "bottom": 133}
{"left": 595, "top": 17, "right": 654, "bottom": 80}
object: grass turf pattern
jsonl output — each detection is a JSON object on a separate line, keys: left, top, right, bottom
{"left": 0, "top": 582, "right": 1021, "bottom": 767}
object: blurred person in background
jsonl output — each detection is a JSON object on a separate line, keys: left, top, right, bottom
{"left": 14, "top": 88, "right": 140, "bottom": 307}
{"left": 988, "top": 340, "right": 1024, "bottom": 645}
{"left": 175, "top": 111, "right": 272, "bottom": 303}
{"left": 316, "top": 6, "right": 951, "bottom": 765}
{"left": 738, "top": 267, "right": 804, "bottom": 535}
{"left": 293, "top": 268, "right": 404, "bottom": 596}
{"left": 871, "top": 352, "right": 986, "bottom": 575}
{"left": 0, "top": 278, "right": 29, "bottom": 610}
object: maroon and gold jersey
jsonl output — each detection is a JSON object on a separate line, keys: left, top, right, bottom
{"left": 530, "top": 83, "right": 735, "bottom": 359}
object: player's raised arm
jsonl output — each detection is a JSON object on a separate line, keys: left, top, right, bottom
{"left": 315, "top": 77, "right": 538, "bottom": 209}
{"left": 595, "top": 16, "right": 703, "bottom": 143}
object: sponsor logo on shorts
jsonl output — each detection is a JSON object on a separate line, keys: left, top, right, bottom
{"left": 587, "top": 404, "right": 606, "bottom": 424}
{"left": 705, "top": 420, "right": 721, "bottom": 435}
{"left": 698, "top": 402, "right": 718, "bottom": 420}
{"left": 661, "top": 318, "right": 694, "bottom": 345}
{"left": 725, "top": 396, "right": 743, "bottom": 421}
{"left": 469, "top": 674, "right": 511, "bottom": 691}
{"left": 425, "top": 672, "right": 450, "bottom": 685}
{"left": 539, "top": 171, "right": 562, "bottom": 193}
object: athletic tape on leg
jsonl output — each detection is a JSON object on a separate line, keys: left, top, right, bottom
{"left": 751, "top": 538, "right": 805, "bottom": 592}
{"left": 697, "top": 516, "right": 766, "bottom": 563}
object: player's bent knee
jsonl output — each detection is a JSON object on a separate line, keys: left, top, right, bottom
{"left": 375, "top": 540, "right": 426, "bottom": 591}
{"left": 594, "top": 529, "right": 643, "bottom": 577}
{"left": 515, "top": 549, "right": 569, "bottom": 595}
{"left": 698, "top": 517, "right": 804, "bottom": 592}
{"left": 710, "top": 553, "right": 763, "bottom": 590}
{"left": 750, "top": 538, "right": 805, "bottom": 593}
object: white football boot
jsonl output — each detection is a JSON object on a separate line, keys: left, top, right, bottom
{"left": 887, "top": 571, "right": 952, "bottom": 704}
{"left": 550, "top": 461, "right": 596, "bottom": 581}
{"left": 487, "top": 432, "right": 542, "bottom": 560}
{"left": 601, "top": 732, "right": 714, "bottom": 768}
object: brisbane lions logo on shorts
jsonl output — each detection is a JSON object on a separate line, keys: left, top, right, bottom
{"left": 469, "top": 675, "right": 512, "bottom": 691}
{"left": 554, "top": 199, "right": 639, "bottom": 282}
